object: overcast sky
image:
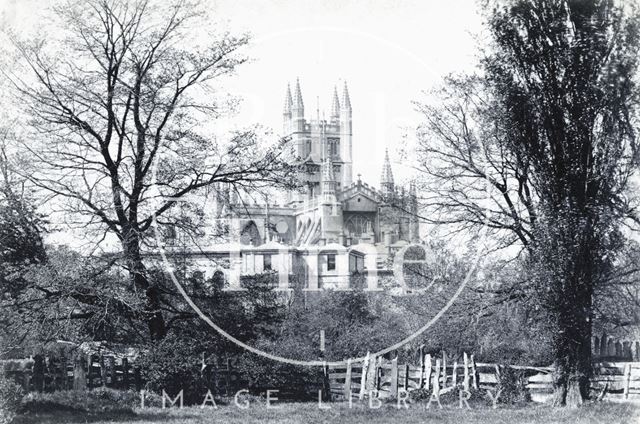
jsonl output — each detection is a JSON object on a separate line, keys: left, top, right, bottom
{"left": 1, "top": 0, "right": 485, "bottom": 186}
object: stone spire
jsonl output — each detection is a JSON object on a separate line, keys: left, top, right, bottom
{"left": 292, "top": 77, "right": 304, "bottom": 115}
{"left": 341, "top": 81, "right": 351, "bottom": 111}
{"left": 330, "top": 85, "right": 340, "bottom": 122}
{"left": 381, "top": 148, "right": 395, "bottom": 198}
{"left": 283, "top": 82, "right": 293, "bottom": 116}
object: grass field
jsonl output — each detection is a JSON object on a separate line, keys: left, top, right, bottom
{"left": 12, "top": 401, "right": 640, "bottom": 424}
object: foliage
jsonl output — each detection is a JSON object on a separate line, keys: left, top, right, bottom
{"left": 1, "top": 247, "right": 143, "bottom": 352}
{"left": 138, "top": 273, "right": 288, "bottom": 404}
{"left": 0, "top": 374, "right": 24, "bottom": 424}
{"left": 496, "top": 366, "right": 531, "bottom": 405}
{"left": 414, "top": 0, "right": 640, "bottom": 405}
{"left": 5, "top": 0, "right": 297, "bottom": 340}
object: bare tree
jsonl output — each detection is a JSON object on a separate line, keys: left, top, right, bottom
{"left": 414, "top": 0, "right": 640, "bottom": 406}
{"left": 3, "top": 0, "right": 296, "bottom": 339}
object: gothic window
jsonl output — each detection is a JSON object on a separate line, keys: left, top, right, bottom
{"left": 328, "top": 138, "right": 340, "bottom": 156}
{"left": 240, "top": 221, "right": 261, "bottom": 246}
{"left": 346, "top": 215, "right": 372, "bottom": 238}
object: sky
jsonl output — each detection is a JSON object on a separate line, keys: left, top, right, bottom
{"left": 0, "top": 0, "right": 485, "bottom": 187}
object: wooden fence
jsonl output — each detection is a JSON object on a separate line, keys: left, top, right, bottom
{"left": 5, "top": 349, "right": 640, "bottom": 402}
{"left": 2, "top": 353, "right": 141, "bottom": 392}
{"left": 2, "top": 354, "right": 248, "bottom": 396}
{"left": 326, "top": 351, "right": 640, "bottom": 401}
{"left": 326, "top": 349, "right": 479, "bottom": 400}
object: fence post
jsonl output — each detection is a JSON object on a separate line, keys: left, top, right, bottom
{"left": 59, "top": 354, "right": 67, "bottom": 390}
{"left": 88, "top": 354, "right": 96, "bottom": 388}
{"left": 624, "top": 363, "right": 631, "bottom": 399}
{"left": 463, "top": 352, "right": 470, "bottom": 392}
{"left": 32, "top": 355, "right": 45, "bottom": 392}
{"left": 615, "top": 342, "right": 623, "bottom": 358}
{"left": 635, "top": 342, "right": 640, "bottom": 361}
{"left": 593, "top": 336, "right": 600, "bottom": 357}
{"left": 433, "top": 359, "right": 441, "bottom": 397}
{"left": 452, "top": 361, "right": 458, "bottom": 387}
{"left": 441, "top": 351, "right": 447, "bottom": 387}
{"left": 135, "top": 367, "right": 142, "bottom": 391}
{"left": 323, "top": 362, "right": 331, "bottom": 402}
{"left": 470, "top": 354, "right": 478, "bottom": 390}
{"left": 73, "top": 353, "right": 87, "bottom": 391}
{"left": 108, "top": 356, "right": 116, "bottom": 387}
{"left": 599, "top": 334, "right": 607, "bottom": 358}
{"left": 424, "top": 354, "right": 432, "bottom": 391}
{"left": 375, "top": 356, "right": 382, "bottom": 392}
{"left": 344, "top": 358, "right": 353, "bottom": 400}
{"left": 623, "top": 342, "right": 632, "bottom": 360}
{"left": 359, "top": 352, "right": 370, "bottom": 400}
{"left": 418, "top": 345, "right": 425, "bottom": 389}
{"left": 404, "top": 363, "right": 410, "bottom": 392}
{"left": 122, "top": 358, "right": 130, "bottom": 389}
{"left": 99, "top": 355, "right": 107, "bottom": 387}
{"left": 390, "top": 357, "right": 398, "bottom": 398}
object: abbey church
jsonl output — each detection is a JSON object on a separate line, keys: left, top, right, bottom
{"left": 170, "top": 79, "right": 420, "bottom": 288}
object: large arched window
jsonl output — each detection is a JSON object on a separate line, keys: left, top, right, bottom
{"left": 240, "top": 221, "right": 261, "bottom": 246}
{"left": 345, "top": 215, "right": 372, "bottom": 239}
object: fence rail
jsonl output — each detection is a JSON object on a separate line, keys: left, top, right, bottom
{"left": 325, "top": 350, "right": 640, "bottom": 401}
{"left": 4, "top": 348, "right": 640, "bottom": 402}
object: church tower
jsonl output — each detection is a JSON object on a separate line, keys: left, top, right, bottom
{"left": 319, "top": 120, "right": 343, "bottom": 244}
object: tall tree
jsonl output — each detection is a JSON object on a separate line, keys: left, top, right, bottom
{"left": 4, "top": 0, "right": 295, "bottom": 340}
{"left": 415, "top": 0, "right": 640, "bottom": 405}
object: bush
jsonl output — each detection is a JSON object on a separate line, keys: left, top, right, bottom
{"left": 0, "top": 374, "right": 25, "bottom": 424}
{"left": 138, "top": 333, "right": 212, "bottom": 405}
{"left": 235, "top": 340, "right": 323, "bottom": 400}
{"left": 496, "top": 366, "right": 531, "bottom": 405}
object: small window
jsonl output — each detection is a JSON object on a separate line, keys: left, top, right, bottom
{"left": 327, "top": 254, "right": 336, "bottom": 271}
{"left": 264, "top": 254, "right": 272, "bottom": 271}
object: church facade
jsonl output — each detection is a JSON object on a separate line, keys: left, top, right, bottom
{"left": 168, "top": 79, "right": 420, "bottom": 289}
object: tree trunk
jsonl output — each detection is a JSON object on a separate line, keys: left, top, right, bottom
{"left": 541, "top": 205, "right": 596, "bottom": 407}
{"left": 123, "top": 226, "right": 167, "bottom": 340}
{"left": 549, "top": 233, "right": 594, "bottom": 406}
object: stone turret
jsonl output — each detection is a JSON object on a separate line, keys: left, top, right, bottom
{"left": 283, "top": 83, "right": 293, "bottom": 132}
{"left": 381, "top": 148, "right": 395, "bottom": 199}
{"left": 340, "top": 81, "right": 353, "bottom": 188}
{"left": 330, "top": 86, "right": 340, "bottom": 123}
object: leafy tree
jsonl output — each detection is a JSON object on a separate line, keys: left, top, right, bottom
{"left": 415, "top": 0, "right": 640, "bottom": 405}
{"left": 4, "top": 0, "right": 296, "bottom": 340}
